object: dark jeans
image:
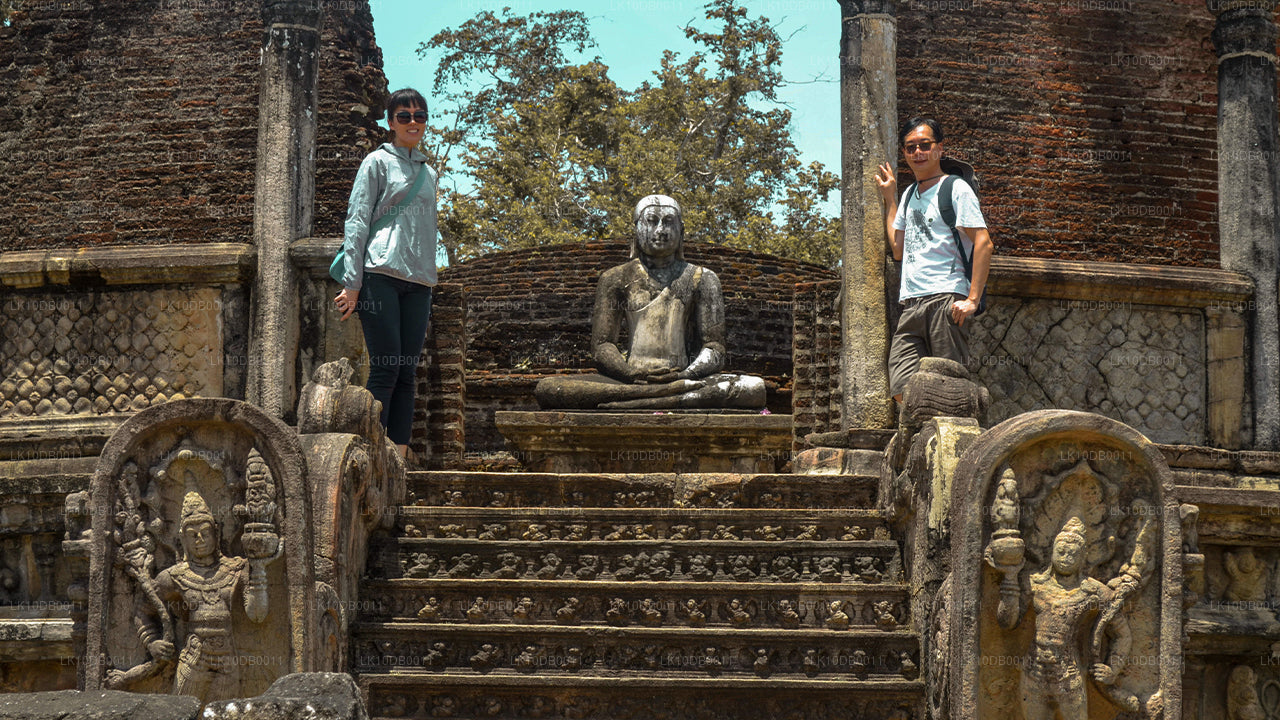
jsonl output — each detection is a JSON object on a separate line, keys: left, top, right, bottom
{"left": 357, "top": 272, "right": 433, "bottom": 445}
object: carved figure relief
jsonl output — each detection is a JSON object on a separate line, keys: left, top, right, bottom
{"left": 776, "top": 599, "right": 802, "bottom": 628}
{"left": 416, "top": 597, "right": 440, "bottom": 621}
{"left": 555, "top": 597, "right": 581, "bottom": 625}
{"left": 511, "top": 597, "right": 534, "bottom": 623}
{"left": 678, "top": 598, "right": 708, "bottom": 627}
{"left": 753, "top": 648, "right": 771, "bottom": 677}
{"left": 1228, "top": 666, "right": 1265, "bottom": 720}
{"left": 1225, "top": 548, "right": 1268, "bottom": 603}
{"left": 466, "top": 597, "right": 489, "bottom": 623}
{"left": 824, "top": 600, "right": 850, "bottom": 631}
{"left": 985, "top": 455, "right": 1164, "bottom": 720}
{"left": 109, "top": 486, "right": 282, "bottom": 702}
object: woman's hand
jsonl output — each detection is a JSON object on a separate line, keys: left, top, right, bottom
{"left": 334, "top": 288, "right": 359, "bottom": 321}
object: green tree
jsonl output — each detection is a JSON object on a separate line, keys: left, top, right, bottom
{"left": 419, "top": 0, "right": 841, "bottom": 266}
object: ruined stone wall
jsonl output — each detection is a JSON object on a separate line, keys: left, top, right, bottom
{"left": 792, "top": 280, "right": 842, "bottom": 447}
{"left": 0, "top": 0, "right": 384, "bottom": 251}
{"left": 897, "top": 0, "right": 1224, "bottom": 266}
{"left": 0, "top": 0, "right": 387, "bottom": 444}
{"left": 439, "top": 243, "right": 837, "bottom": 454}
{"left": 794, "top": 257, "right": 1253, "bottom": 447}
{"left": 415, "top": 283, "right": 465, "bottom": 470}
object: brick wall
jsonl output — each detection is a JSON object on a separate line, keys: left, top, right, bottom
{"left": 441, "top": 242, "right": 837, "bottom": 453}
{"left": 897, "top": 0, "right": 1227, "bottom": 266}
{"left": 792, "top": 280, "right": 843, "bottom": 448}
{"left": 0, "top": 0, "right": 384, "bottom": 251}
{"left": 314, "top": 1, "right": 389, "bottom": 237}
{"left": 442, "top": 242, "right": 835, "bottom": 376}
{"left": 413, "top": 283, "right": 466, "bottom": 470}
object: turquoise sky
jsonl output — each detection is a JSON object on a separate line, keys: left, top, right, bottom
{"left": 370, "top": 0, "right": 843, "bottom": 218}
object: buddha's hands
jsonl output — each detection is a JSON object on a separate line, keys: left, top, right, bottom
{"left": 1091, "top": 663, "right": 1117, "bottom": 685}
{"left": 633, "top": 367, "right": 682, "bottom": 384}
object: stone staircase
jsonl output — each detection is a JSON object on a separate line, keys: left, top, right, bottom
{"left": 353, "top": 470, "right": 925, "bottom": 720}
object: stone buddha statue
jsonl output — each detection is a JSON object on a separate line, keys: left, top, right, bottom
{"left": 535, "top": 195, "right": 766, "bottom": 410}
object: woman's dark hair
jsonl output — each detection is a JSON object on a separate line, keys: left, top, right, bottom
{"left": 386, "top": 88, "right": 427, "bottom": 120}
{"left": 899, "top": 116, "right": 944, "bottom": 147}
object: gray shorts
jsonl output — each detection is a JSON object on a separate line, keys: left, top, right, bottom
{"left": 888, "top": 293, "right": 970, "bottom": 397}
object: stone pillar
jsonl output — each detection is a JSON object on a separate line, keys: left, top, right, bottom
{"left": 838, "top": 0, "right": 897, "bottom": 430}
{"left": 248, "top": 0, "right": 321, "bottom": 419}
{"left": 1209, "top": 0, "right": 1280, "bottom": 449}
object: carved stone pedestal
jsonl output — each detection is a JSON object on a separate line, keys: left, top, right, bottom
{"left": 495, "top": 411, "right": 793, "bottom": 473}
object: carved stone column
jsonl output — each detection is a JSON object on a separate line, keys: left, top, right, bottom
{"left": 838, "top": 0, "right": 897, "bottom": 430}
{"left": 248, "top": 0, "right": 322, "bottom": 419}
{"left": 1209, "top": 0, "right": 1280, "bottom": 449}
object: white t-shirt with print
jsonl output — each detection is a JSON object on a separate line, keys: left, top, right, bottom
{"left": 891, "top": 178, "right": 986, "bottom": 302}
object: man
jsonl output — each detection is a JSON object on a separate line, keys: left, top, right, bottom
{"left": 874, "top": 117, "right": 993, "bottom": 402}
{"left": 534, "top": 194, "right": 764, "bottom": 409}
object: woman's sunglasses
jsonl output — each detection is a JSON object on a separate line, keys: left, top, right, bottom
{"left": 394, "top": 111, "right": 427, "bottom": 124}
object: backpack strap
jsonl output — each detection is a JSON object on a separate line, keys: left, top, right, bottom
{"left": 938, "top": 175, "right": 974, "bottom": 280}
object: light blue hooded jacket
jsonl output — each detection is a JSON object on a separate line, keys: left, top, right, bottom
{"left": 339, "top": 143, "right": 439, "bottom": 290}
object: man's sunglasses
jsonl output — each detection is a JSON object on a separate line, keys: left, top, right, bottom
{"left": 393, "top": 111, "right": 427, "bottom": 124}
{"left": 903, "top": 140, "right": 938, "bottom": 153}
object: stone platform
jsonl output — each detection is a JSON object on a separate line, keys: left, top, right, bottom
{"left": 494, "top": 411, "right": 793, "bottom": 473}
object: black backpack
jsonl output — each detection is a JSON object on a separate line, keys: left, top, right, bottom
{"left": 900, "top": 157, "right": 987, "bottom": 315}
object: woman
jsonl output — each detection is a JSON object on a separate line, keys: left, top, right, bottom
{"left": 333, "top": 88, "right": 438, "bottom": 459}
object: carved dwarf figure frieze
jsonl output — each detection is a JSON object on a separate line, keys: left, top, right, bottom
{"left": 1225, "top": 547, "right": 1268, "bottom": 603}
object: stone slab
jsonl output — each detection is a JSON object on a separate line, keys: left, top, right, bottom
{"left": 792, "top": 447, "right": 882, "bottom": 477}
{"left": 0, "top": 690, "right": 199, "bottom": 720}
{"left": 495, "top": 411, "right": 793, "bottom": 474}
{"left": 0, "top": 243, "right": 254, "bottom": 289}
{"left": 204, "top": 672, "right": 368, "bottom": 720}
{"left": 801, "top": 429, "right": 895, "bottom": 450}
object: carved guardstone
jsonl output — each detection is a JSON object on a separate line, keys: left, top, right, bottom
{"left": 942, "top": 410, "right": 1185, "bottom": 720}
{"left": 85, "top": 399, "right": 316, "bottom": 702}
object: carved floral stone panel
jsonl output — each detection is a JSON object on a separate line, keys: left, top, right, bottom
{"left": 0, "top": 289, "right": 223, "bottom": 420}
{"left": 969, "top": 300, "right": 1205, "bottom": 444}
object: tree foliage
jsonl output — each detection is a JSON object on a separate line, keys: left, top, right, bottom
{"left": 418, "top": 0, "right": 841, "bottom": 266}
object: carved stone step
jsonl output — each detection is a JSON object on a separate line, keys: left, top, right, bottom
{"left": 390, "top": 538, "right": 901, "bottom": 586}
{"left": 405, "top": 471, "right": 878, "bottom": 510}
{"left": 360, "top": 674, "right": 924, "bottom": 720}
{"left": 392, "top": 506, "right": 887, "bottom": 544}
{"left": 357, "top": 578, "right": 910, "bottom": 630}
{"left": 351, "top": 622, "right": 920, "bottom": 681}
